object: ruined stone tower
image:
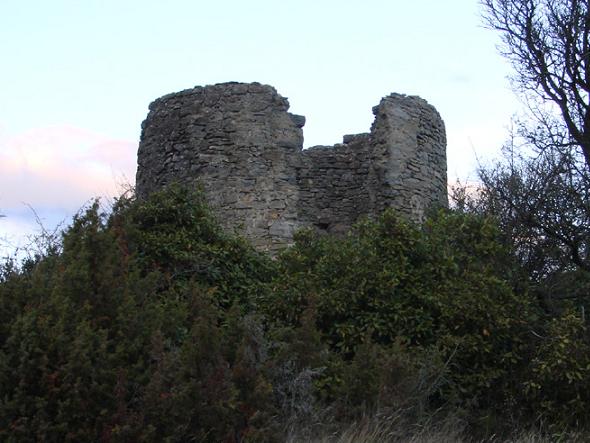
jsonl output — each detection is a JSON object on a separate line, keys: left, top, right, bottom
{"left": 136, "top": 82, "right": 447, "bottom": 251}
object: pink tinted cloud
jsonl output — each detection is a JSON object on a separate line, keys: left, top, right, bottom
{"left": 0, "top": 125, "right": 137, "bottom": 210}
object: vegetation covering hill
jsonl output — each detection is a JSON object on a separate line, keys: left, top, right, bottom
{"left": 1, "top": 185, "right": 589, "bottom": 442}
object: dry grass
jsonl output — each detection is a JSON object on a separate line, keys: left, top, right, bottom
{"left": 285, "top": 412, "right": 589, "bottom": 443}
{"left": 285, "top": 409, "right": 466, "bottom": 443}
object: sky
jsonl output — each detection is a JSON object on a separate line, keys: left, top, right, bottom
{"left": 0, "top": 0, "right": 519, "bottom": 255}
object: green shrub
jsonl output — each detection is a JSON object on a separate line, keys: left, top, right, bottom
{"left": 523, "top": 309, "right": 590, "bottom": 428}
{"left": 1, "top": 184, "right": 587, "bottom": 439}
{"left": 264, "top": 210, "right": 535, "bottom": 411}
{"left": 0, "top": 185, "right": 278, "bottom": 442}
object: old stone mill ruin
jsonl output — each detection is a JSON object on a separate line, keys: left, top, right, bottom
{"left": 135, "top": 82, "right": 448, "bottom": 252}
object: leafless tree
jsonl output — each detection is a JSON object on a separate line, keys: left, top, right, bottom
{"left": 482, "top": 0, "right": 590, "bottom": 169}
{"left": 452, "top": 138, "right": 590, "bottom": 305}
{"left": 473, "top": 0, "right": 590, "bottom": 303}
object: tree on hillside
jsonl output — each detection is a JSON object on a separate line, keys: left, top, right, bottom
{"left": 482, "top": 0, "right": 590, "bottom": 169}
{"left": 464, "top": 0, "right": 590, "bottom": 301}
{"left": 456, "top": 138, "right": 590, "bottom": 284}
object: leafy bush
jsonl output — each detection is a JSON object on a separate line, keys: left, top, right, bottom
{"left": 264, "top": 210, "right": 535, "bottom": 412}
{"left": 0, "top": 185, "right": 279, "bottom": 442}
{"left": 1, "top": 184, "right": 588, "bottom": 440}
{"left": 523, "top": 309, "right": 590, "bottom": 428}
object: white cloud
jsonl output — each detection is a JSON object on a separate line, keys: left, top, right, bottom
{"left": 0, "top": 125, "right": 136, "bottom": 209}
{"left": 0, "top": 125, "right": 137, "bottom": 254}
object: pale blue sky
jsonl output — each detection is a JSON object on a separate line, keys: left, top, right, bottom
{"left": 0, "top": 0, "right": 518, "bottom": 254}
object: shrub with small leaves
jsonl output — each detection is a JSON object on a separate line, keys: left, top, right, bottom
{"left": 523, "top": 309, "right": 590, "bottom": 428}
{"left": 264, "top": 209, "right": 535, "bottom": 412}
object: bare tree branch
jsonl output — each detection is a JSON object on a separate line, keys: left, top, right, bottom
{"left": 482, "top": 0, "right": 590, "bottom": 167}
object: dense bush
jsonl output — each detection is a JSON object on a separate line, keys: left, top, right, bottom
{"left": 0, "top": 184, "right": 588, "bottom": 441}
{"left": 0, "top": 186, "right": 280, "bottom": 442}
{"left": 522, "top": 308, "right": 590, "bottom": 429}
{"left": 263, "top": 210, "right": 536, "bottom": 415}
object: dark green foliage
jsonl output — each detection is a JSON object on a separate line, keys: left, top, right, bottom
{"left": 523, "top": 309, "right": 590, "bottom": 428}
{"left": 0, "top": 185, "right": 279, "bottom": 442}
{"left": 265, "top": 210, "right": 535, "bottom": 410}
{"left": 117, "top": 185, "right": 276, "bottom": 310}
{"left": 0, "top": 184, "right": 588, "bottom": 440}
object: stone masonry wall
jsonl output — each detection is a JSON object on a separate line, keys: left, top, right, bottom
{"left": 136, "top": 82, "right": 447, "bottom": 252}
